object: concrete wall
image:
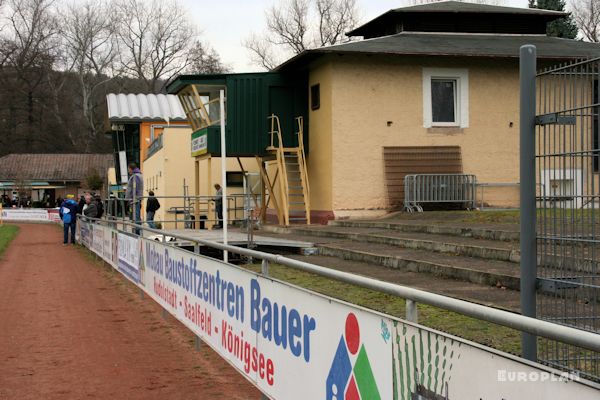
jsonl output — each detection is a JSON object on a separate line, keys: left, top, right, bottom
{"left": 143, "top": 126, "right": 194, "bottom": 229}
{"left": 140, "top": 121, "right": 189, "bottom": 167}
{"left": 307, "top": 62, "right": 334, "bottom": 214}
{"left": 308, "top": 55, "right": 522, "bottom": 216}
{"left": 196, "top": 156, "right": 260, "bottom": 228}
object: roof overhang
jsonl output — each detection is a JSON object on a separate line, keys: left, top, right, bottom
{"left": 275, "top": 34, "right": 600, "bottom": 72}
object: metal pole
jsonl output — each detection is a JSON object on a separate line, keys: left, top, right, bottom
{"left": 520, "top": 44, "right": 537, "bottom": 362}
{"left": 220, "top": 89, "right": 228, "bottom": 263}
{"left": 406, "top": 299, "right": 418, "bottom": 323}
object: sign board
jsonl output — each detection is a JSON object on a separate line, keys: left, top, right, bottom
{"left": 139, "top": 239, "right": 392, "bottom": 399}
{"left": 1, "top": 208, "right": 49, "bottom": 222}
{"left": 100, "top": 227, "right": 116, "bottom": 267}
{"left": 48, "top": 209, "right": 61, "bottom": 223}
{"left": 79, "top": 229, "right": 600, "bottom": 400}
{"left": 191, "top": 128, "right": 208, "bottom": 157}
{"left": 92, "top": 224, "right": 104, "bottom": 255}
{"left": 391, "top": 320, "right": 600, "bottom": 399}
{"left": 118, "top": 150, "right": 128, "bottom": 184}
{"left": 79, "top": 220, "right": 92, "bottom": 247}
{"left": 118, "top": 233, "right": 140, "bottom": 284}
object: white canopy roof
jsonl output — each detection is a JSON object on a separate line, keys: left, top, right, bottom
{"left": 106, "top": 93, "right": 187, "bottom": 123}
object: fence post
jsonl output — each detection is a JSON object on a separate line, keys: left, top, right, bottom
{"left": 519, "top": 44, "right": 537, "bottom": 362}
{"left": 261, "top": 259, "right": 269, "bottom": 276}
{"left": 406, "top": 299, "right": 418, "bottom": 323}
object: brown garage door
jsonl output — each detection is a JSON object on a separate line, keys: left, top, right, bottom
{"left": 383, "top": 146, "right": 463, "bottom": 208}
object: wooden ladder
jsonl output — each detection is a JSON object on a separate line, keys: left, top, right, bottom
{"left": 262, "top": 114, "right": 311, "bottom": 226}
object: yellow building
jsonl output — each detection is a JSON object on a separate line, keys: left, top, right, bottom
{"left": 272, "top": 2, "right": 600, "bottom": 220}
{"left": 107, "top": 93, "right": 260, "bottom": 228}
{"left": 166, "top": 3, "right": 600, "bottom": 225}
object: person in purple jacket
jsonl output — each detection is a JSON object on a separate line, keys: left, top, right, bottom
{"left": 59, "top": 194, "right": 79, "bottom": 245}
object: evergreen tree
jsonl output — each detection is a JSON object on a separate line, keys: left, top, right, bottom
{"left": 531, "top": 0, "right": 578, "bottom": 39}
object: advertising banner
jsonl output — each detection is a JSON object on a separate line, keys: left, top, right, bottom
{"left": 392, "top": 320, "right": 600, "bottom": 399}
{"left": 139, "top": 238, "right": 393, "bottom": 399}
{"left": 79, "top": 231, "right": 600, "bottom": 400}
{"left": 92, "top": 224, "right": 103, "bottom": 256}
{"left": 191, "top": 129, "right": 208, "bottom": 157}
{"left": 48, "top": 209, "right": 61, "bottom": 223}
{"left": 118, "top": 233, "right": 140, "bottom": 283}
{"left": 79, "top": 220, "right": 92, "bottom": 248}
{"left": 101, "top": 227, "right": 115, "bottom": 267}
{"left": 1, "top": 208, "right": 49, "bottom": 222}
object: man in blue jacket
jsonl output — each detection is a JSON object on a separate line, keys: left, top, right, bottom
{"left": 59, "top": 194, "right": 79, "bottom": 245}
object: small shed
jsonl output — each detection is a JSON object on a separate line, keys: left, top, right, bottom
{"left": 166, "top": 72, "right": 308, "bottom": 156}
{"left": 166, "top": 72, "right": 311, "bottom": 226}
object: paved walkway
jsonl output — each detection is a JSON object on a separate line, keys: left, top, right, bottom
{"left": 0, "top": 224, "right": 259, "bottom": 400}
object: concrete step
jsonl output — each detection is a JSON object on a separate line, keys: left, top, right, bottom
{"left": 276, "top": 225, "right": 520, "bottom": 263}
{"left": 317, "top": 242, "right": 520, "bottom": 290}
{"left": 329, "top": 219, "right": 519, "bottom": 241}
{"left": 286, "top": 254, "right": 520, "bottom": 312}
{"left": 257, "top": 228, "right": 520, "bottom": 290}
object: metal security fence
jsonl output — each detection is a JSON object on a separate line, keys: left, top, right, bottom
{"left": 403, "top": 174, "right": 476, "bottom": 212}
{"left": 525, "top": 49, "right": 600, "bottom": 381}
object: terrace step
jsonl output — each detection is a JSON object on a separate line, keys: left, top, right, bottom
{"left": 286, "top": 254, "right": 520, "bottom": 312}
{"left": 328, "top": 219, "right": 520, "bottom": 242}
{"left": 317, "top": 242, "right": 520, "bottom": 290}
{"left": 258, "top": 228, "right": 520, "bottom": 290}
{"left": 268, "top": 225, "right": 520, "bottom": 263}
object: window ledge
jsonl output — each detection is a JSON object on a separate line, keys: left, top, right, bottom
{"left": 427, "top": 127, "right": 465, "bottom": 135}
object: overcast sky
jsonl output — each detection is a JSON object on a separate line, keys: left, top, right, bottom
{"left": 181, "top": 0, "right": 529, "bottom": 72}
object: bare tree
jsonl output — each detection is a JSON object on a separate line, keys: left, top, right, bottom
{"left": 570, "top": 0, "right": 600, "bottom": 42}
{"left": 186, "top": 40, "right": 229, "bottom": 74}
{"left": 115, "top": 0, "right": 195, "bottom": 92}
{"left": 244, "top": 0, "right": 358, "bottom": 70}
{"left": 0, "top": 0, "right": 59, "bottom": 150}
{"left": 62, "top": 0, "right": 118, "bottom": 144}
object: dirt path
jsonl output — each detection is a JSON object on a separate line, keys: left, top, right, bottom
{"left": 0, "top": 224, "right": 261, "bottom": 400}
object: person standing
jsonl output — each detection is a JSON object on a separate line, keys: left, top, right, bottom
{"left": 125, "top": 163, "right": 143, "bottom": 234}
{"left": 146, "top": 191, "right": 160, "bottom": 229}
{"left": 83, "top": 193, "right": 98, "bottom": 220}
{"left": 59, "top": 194, "right": 79, "bottom": 245}
{"left": 214, "top": 183, "right": 223, "bottom": 229}
{"left": 77, "top": 195, "right": 86, "bottom": 215}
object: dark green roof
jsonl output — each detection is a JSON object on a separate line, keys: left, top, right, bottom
{"left": 276, "top": 33, "right": 600, "bottom": 71}
{"left": 389, "top": 1, "right": 565, "bottom": 15}
{"left": 347, "top": 1, "right": 566, "bottom": 38}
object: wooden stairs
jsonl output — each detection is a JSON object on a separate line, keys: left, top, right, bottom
{"left": 258, "top": 114, "right": 311, "bottom": 226}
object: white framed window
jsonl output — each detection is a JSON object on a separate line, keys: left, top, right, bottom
{"left": 423, "top": 68, "right": 469, "bottom": 128}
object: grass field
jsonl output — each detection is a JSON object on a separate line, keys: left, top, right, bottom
{"left": 242, "top": 263, "right": 523, "bottom": 356}
{"left": 0, "top": 224, "right": 19, "bottom": 257}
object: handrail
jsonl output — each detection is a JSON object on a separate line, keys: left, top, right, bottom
{"left": 83, "top": 215, "right": 600, "bottom": 354}
{"left": 295, "top": 116, "right": 310, "bottom": 224}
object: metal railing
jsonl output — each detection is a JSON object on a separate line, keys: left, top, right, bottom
{"left": 404, "top": 174, "right": 477, "bottom": 212}
{"left": 81, "top": 215, "right": 600, "bottom": 361}
{"left": 104, "top": 193, "right": 259, "bottom": 229}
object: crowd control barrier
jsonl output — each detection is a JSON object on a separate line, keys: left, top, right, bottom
{"left": 404, "top": 174, "right": 477, "bottom": 212}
